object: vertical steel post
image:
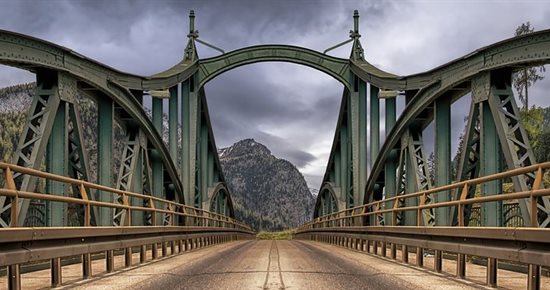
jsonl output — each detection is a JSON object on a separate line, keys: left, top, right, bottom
{"left": 8, "top": 265, "right": 21, "bottom": 290}
{"left": 528, "top": 265, "right": 541, "bottom": 290}
{"left": 487, "top": 258, "right": 497, "bottom": 287}
{"left": 50, "top": 258, "right": 62, "bottom": 287}
{"left": 97, "top": 95, "right": 113, "bottom": 226}
{"left": 132, "top": 149, "right": 143, "bottom": 225}
{"left": 152, "top": 97, "right": 164, "bottom": 224}
{"left": 46, "top": 102, "right": 67, "bottom": 226}
{"left": 200, "top": 124, "right": 208, "bottom": 209}
{"left": 481, "top": 102, "right": 502, "bottom": 226}
{"left": 384, "top": 97, "right": 397, "bottom": 225}
{"left": 334, "top": 152, "right": 341, "bottom": 187}
{"left": 405, "top": 138, "right": 417, "bottom": 226}
{"left": 82, "top": 253, "right": 92, "bottom": 279}
{"left": 169, "top": 85, "right": 179, "bottom": 160}
{"left": 370, "top": 85, "right": 380, "bottom": 166}
{"left": 358, "top": 80, "right": 368, "bottom": 203}
{"left": 181, "top": 79, "right": 190, "bottom": 193}
{"left": 435, "top": 96, "right": 451, "bottom": 225}
{"left": 340, "top": 125, "right": 349, "bottom": 207}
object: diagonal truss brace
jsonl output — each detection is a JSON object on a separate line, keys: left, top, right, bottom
{"left": 486, "top": 71, "right": 550, "bottom": 227}
{"left": 394, "top": 130, "right": 435, "bottom": 226}
{"left": 113, "top": 129, "right": 156, "bottom": 226}
{"left": 0, "top": 72, "right": 61, "bottom": 227}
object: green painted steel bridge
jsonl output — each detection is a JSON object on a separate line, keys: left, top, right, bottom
{"left": 1, "top": 10, "right": 549, "bottom": 290}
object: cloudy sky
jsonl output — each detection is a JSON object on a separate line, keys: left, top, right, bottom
{"left": 1, "top": 0, "right": 550, "bottom": 190}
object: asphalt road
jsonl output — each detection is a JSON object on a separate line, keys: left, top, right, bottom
{"left": 135, "top": 240, "right": 417, "bottom": 290}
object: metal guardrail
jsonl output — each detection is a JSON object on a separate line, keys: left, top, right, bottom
{"left": 0, "top": 162, "right": 251, "bottom": 230}
{"left": 295, "top": 162, "right": 550, "bottom": 290}
{"left": 0, "top": 162, "right": 255, "bottom": 289}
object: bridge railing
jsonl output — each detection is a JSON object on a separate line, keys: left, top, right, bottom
{"left": 0, "top": 161, "right": 250, "bottom": 231}
{"left": 0, "top": 161, "right": 254, "bottom": 290}
{"left": 301, "top": 162, "right": 550, "bottom": 230}
{"left": 296, "top": 162, "right": 550, "bottom": 290}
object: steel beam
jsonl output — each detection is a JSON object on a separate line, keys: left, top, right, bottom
{"left": 46, "top": 102, "right": 67, "bottom": 226}
{"left": 481, "top": 101, "right": 503, "bottom": 226}
{"left": 340, "top": 125, "right": 349, "bottom": 207}
{"left": 152, "top": 97, "right": 164, "bottom": 224}
{"left": 384, "top": 97, "right": 397, "bottom": 225}
{"left": 358, "top": 79, "right": 368, "bottom": 204}
{"left": 434, "top": 96, "right": 451, "bottom": 226}
{"left": 97, "top": 94, "right": 113, "bottom": 226}
{"left": 200, "top": 121, "right": 208, "bottom": 209}
{"left": 370, "top": 85, "right": 380, "bottom": 168}
{"left": 169, "top": 85, "right": 179, "bottom": 161}
{"left": 0, "top": 71, "right": 61, "bottom": 227}
{"left": 485, "top": 70, "right": 549, "bottom": 227}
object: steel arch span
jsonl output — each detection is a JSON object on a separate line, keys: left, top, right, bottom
{"left": 0, "top": 9, "right": 549, "bottom": 230}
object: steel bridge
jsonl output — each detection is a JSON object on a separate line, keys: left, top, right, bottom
{"left": 1, "top": 10, "right": 549, "bottom": 290}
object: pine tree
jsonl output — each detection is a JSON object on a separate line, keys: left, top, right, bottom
{"left": 513, "top": 22, "right": 546, "bottom": 110}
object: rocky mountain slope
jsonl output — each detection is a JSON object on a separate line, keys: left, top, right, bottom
{"left": 219, "top": 139, "right": 315, "bottom": 230}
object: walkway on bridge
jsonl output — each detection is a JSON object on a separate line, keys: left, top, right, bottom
{"left": 2, "top": 240, "right": 548, "bottom": 290}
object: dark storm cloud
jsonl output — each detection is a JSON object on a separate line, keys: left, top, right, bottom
{"left": 1, "top": 0, "right": 550, "bottom": 190}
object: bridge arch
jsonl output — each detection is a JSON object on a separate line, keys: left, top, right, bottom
{"left": 313, "top": 182, "right": 340, "bottom": 218}
{"left": 197, "top": 45, "right": 352, "bottom": 90}
{"left": 208, "top": 182, "right": 235, "bottom": 218}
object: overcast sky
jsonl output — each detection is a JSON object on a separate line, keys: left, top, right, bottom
{"left": 1, "top": 0, "right": 550, "bottom": 190}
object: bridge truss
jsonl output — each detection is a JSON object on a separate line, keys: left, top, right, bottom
{"left": 0, "top": 9, "right": 549, "bottom": 290}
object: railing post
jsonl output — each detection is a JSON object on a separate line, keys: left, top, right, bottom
{"left": 487, "top": 258, "right": 497, "bottom": 287}
{"left": 125, "top": 247, "right": 132, "bottom": 267}
{"left": 457, "top": 253, "right": 466, "bottom": 278}
{"left": 5, "top": 168, "right": 18, "bottom": 227}
{"left": 8, "top": 265, "right": 21, "bottom": 290}
{"left": 528, "top": 265, "right": 540, "bottom": 290}
{"left": 152, "top": 243, "right": 158, "bottom": 259}
{"left": 51, "top": 258, "right": 62, "bottom": 287}
{"left": 82, "top": 253, "right": 92, "bottom": 279}
{"left": 106, "top": 250, "right": 114, "bottom": 273}
{"left": 402, "top": 245, "right": 409, "bottom": 263}
{"left": 434, "top": 250, "right": 442, "bottom": 273}
{"left": 416, "top": 247, "right": 423, "bottom": 267}
{"left": 140, "top": 245, "right": 147, "bottom": 263}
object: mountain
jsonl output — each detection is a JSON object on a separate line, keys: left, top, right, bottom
{"left": 218, "top": 139, "right": 315, "bottom": 231}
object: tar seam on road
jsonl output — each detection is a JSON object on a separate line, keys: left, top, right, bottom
{"left": 263, "top": 240, "right": 286, "bottom": 290}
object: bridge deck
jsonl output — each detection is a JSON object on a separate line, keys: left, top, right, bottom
{"left": 2, "top": 240, "right": 547, "bottom": 289}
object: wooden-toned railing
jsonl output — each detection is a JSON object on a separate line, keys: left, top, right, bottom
{"left": 300, "top": 162, "right": 550, "bottom": 230}
{"left": 0, "top": 161, "right": 251, "bottom": 231}
{"left": 0, "top": 161, "right": 254, "bottom": 290}
{"left": 296, "top": 162, "right": 550, "bottom": 290}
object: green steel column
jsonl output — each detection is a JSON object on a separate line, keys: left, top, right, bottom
{"left": 405, "top": 144, "right": 417, "bottom": 226}
{"left": 169, "top": 85, "right": 179, "bottom": 160}
{"left": 370, "top": 85, "right": 380, "bottom": 167}
{"left": 152, "top": 97, "right": 164, "bottom": 223}
{"left": 340, "top": 125, "right": 349, "bottom": 208}
{"left": 181, "top": 80, "right": 190, "bottom": 194}
{"left": 481, "top": 102, "right": 502, "bottom": 226}
{"left": 200, "top": 124, "right": 208, "bottom": 209}
{"left": 384, "top": 97, "right": 397, "bottom": 225}
{"left": 132, "top": 148, "right": 143, "bottom": 225}
{"left": 207, "top": 152, "right": 214, "bottom": 185}
{"left": 182, "top": 77, "right": 198, "bottom": 206}
{"left": 435, "top": 96, "right": 451, "bottom": 226}
{"left": 334, "top": 152, "right": 342, "bottom": 187}
{"left": 97, "top": 95, "right": 113, "bottom": 226}
{"left": 358, "top": 80, "right": 368, "bottom": 203}
{"left": 46, "top": 102, "right": 67, "bottom": 226}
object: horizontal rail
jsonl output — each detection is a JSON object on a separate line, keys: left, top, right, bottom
{"left": 0, "top": 162, "right": 251, "bottom": 231}
{"left": 302, "top": 162, "right": 550, "bottom": 229}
